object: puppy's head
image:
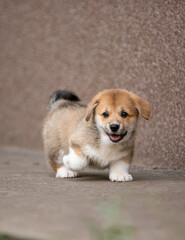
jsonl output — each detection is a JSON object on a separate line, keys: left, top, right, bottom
{"left": 86, "top": 89, "right": 151, "bottom": 143}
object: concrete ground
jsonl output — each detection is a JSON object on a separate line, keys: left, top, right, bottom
{"left": 0, "top": 147, "right": 184, "bottom": 240}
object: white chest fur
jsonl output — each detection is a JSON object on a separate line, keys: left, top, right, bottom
{"left": 83, "top": 142, "right": 129, "bottom": 168}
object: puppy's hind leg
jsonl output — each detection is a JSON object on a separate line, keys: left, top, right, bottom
{"left": 63, "top": 146, "right": 87, "bottom": 171}
{"left": 56, "top": 166, "right": 78, "bottom": 178}
{"left": 46, "top": 148, "right": 78, "bottom": 178}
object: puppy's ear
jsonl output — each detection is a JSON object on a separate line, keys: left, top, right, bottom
{"left": 131, "top": 93, "right": 151, "bottom": 120}
{"left": 86, "top": 92, "right": 101, "bottom": 121}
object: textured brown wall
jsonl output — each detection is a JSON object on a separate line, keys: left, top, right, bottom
{"left": 0, "top": 0, "right": 184, "bottom": 169}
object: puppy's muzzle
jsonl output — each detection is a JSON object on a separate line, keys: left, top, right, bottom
{"left": 109, "top": 124, "right": 120, "bottom": 132}
{"left": 107, "top": 123, "right": 127, "bottom": 143}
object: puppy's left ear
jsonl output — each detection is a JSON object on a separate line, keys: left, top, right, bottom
{"left": 86, "top": 92, "right": 102, "bottom": 121}
{"left": 131, "top": 93, "right": 151, "bottom": 120}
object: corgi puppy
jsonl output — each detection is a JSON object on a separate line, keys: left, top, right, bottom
{"left": 43, "top": 89, "right": 150, "bottom": 182}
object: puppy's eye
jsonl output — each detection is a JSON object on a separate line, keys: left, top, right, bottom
{"left": 102, "top": 112, "right": 109, "bottom": 118}
{"left": 121, "top": 111, "right": 128, "bottom": 118}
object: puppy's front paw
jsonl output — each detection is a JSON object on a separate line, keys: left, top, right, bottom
{"left": 109, "top": 173, "right": 133, "bottom": 182}
{"left": 56, "top": 166, "right": 78, "bottom": 178}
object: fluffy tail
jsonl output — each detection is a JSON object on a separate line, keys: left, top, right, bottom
{"left": 49, "top": 90, "right": 80, "bottom": 109}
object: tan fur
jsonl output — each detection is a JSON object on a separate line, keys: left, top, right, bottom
{"left": 43, "top": 100, "right": 86, "bottom": 172}
{"left": 43, "top": 89, "right": 150, "bottom": 175}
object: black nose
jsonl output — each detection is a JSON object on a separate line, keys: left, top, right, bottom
{"left": 110, "top": 124, "right": 120, "bottom": 132}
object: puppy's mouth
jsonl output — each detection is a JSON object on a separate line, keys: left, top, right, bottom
{"left": 108, "top": 131, "right": 127, "bottom": 143}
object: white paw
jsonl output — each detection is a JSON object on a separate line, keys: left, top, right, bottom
{"left": 109, "top": 173, "right": 133, "bottom": 182}
{"left": 56, "top": 166, "right": 78, "bottom": 178}
{"left": 63, "top": 155, "right": 71, "bottom": 169}
{"left": 63, "top": 148, "right": 87, "bottom": 171}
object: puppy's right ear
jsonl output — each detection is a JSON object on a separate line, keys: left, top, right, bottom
{"left": 85, "top": 92, "right": 102, "bottom": 121}
{"left": 130, "top": 93, "right": 151, "bottom": 120}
